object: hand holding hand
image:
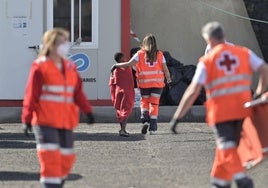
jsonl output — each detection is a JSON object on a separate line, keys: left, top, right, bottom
{"left": 167, "top": 80, "right": 175, "bottom": 88}
{"left": 111, "top": 64, "right": 117, "bottom": 73}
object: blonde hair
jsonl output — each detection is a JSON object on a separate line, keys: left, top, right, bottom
{"left": 141, "top": 34, "right": 158, "bottom": 62}
{"left": 39, "top": 28, "right": 69, "bottom": 57}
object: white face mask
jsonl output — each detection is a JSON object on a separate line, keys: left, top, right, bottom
{"left": 57, "top": 42, "right": 70, "bottom": 58}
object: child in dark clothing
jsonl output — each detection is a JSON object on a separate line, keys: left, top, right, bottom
{"left": 109, "top": 52, "right": 134, "bottom": 137}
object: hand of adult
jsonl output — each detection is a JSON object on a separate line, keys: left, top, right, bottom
{"left": 22, "top": 123, "right": 32, "bottom": 136}
{"left": 170, "top": 118, "right": 179, "bottom": 134}
{"left": 86, "top": 112, "right": 95, "bottom": 124}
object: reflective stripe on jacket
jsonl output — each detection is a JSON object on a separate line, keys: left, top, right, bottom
{"left": 32, "top": 58, "right": 79, "bottom": 129}
{"left": 135, "top": 50, "right": 165, "bottom": 88}
{"left": 200, "top": 44, "right": 253, "bottom": 126}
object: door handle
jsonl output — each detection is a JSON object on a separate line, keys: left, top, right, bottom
{"left": 28, "top": 45, "right": 42, "bottom": 55}
{"left": 28, "top": 45, "right": 40, "bottom": 49}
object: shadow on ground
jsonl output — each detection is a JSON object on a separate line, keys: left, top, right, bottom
{"left": 0, "top": 132, "right": 34, "bottom": 140}
{"left": 74, "top": 132, "right": 146, "bottom": 142}
{"left": 0, "top": 132, "right": 146, "bottom": 149}
{"left": 0, "top": 140, "right": 36, "bottom": 149}
{"left": 0, "top": 132, "right": 35, "bottom": 149}
{"left": 0, "top": 171, "right": 82, "bottom": 181}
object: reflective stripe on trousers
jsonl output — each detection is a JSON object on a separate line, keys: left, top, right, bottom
{"left": 211, "top": 177, "right": 231, "bottom": 187}
{"left": 37, "top": 143, "right": 59, "bottom": 151}
{"left": 60, "top": 148, "right": 74, "bottom": 155}
{"left": 211, "top": 172, "right": 248, "bottom": 187}
{"left": 233, "top": 172, "right": 247, "bottom": 180}
{"left": 150, "top": 115, "right": 157, "bottom": 119}
{"left": 40, "top": 177, "right": 62, "bottom": 184}
{"left": 217, "top": 141, "right": 236, "bottom": 150}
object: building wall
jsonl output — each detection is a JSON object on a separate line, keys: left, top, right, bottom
{"left": 49, "top": 0, "right": 122, "bottom": 100}
{"left": 0, "top": 0, "right": 122, "bottom": 101}
{"left": 131, "top": 0, "right": 262, "bottom": 65}
{"left": 244, "top": 0, "right": 268, "bottom": 62}
{"left": 97, "top": 0, "right": 121, "bottom": 99}
{"left": 60, "top": 0, "right": 122, "bottom": 100}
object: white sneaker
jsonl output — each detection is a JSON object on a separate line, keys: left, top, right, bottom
{"left": 149, "top": 131, "right": 157, "bottom": 135}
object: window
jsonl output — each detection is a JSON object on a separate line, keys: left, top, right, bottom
{"left": 47, "top": 0, "right": 98, "bottom": 48}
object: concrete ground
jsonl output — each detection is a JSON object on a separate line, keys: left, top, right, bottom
{"left": 0, "top": 122, "right": 267, "bottom": 188}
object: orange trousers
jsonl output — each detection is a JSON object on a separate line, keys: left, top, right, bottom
{"left": 38, "top": 148, "right": 75, "bottom": 183}
{"left": 34, "top": 126, "right": 75, "bottom": 186}
{"left": 211, "top": 120, "right": 247, "bottom": 187}
{"left": 140, "top": 87, "right": 162, "bottom": 119}
{"left": 211, "top": 147, "right": 245, "bottom": 181}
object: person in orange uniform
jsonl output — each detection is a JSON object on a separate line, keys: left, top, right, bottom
{"left": 110, "top": 52, "right": 134, "bottom": 137}
{"left": 112, "top": 34, "right": 172, "bottom": 135}
{"left": 170, "top": 22, "right": 268, "bottom": 188}
{"left": 21, "top": 28, "right": 94, "bottom": 188}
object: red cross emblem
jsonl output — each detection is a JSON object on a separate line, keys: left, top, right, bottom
{"left": 216, "top": 51, "right": 239, "bottom": 75}
{"left": 146, "top": 60, "right": 157, "bottom": 67}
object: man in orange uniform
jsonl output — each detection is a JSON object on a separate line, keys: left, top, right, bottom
{"left": 112, "top": 34, "right": 172, "bottom": 135}
{"left": 110, "top": 52, "right": 134, "bottom": 137}
{"left": 170, "top": 22, "right": 268, "bottom": 188}
{"left": 21, "top": 28, "right": 94, "bottom": 188}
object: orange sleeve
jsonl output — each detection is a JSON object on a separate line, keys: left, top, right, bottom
{"left": 21, "top": 63, "right": 43, "bottom": 123}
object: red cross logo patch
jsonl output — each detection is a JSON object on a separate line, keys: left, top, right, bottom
{"left": 216, "top": 51, "right": 239, "bottom": 75}
{"left": 145, "top": 60, "right": 157, "bottom": 67}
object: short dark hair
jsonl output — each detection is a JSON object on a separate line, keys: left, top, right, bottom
{"left": 130, "top": 47, "right": 140, "bottom": 57}
{"left": 114, "top": 52, "right": 124, "bottom": 63}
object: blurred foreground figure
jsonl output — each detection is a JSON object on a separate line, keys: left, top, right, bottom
{"left": 22, "top": 28, "right": 94, "bottom": 188}
{"left": 170, "top": 22, "right": 268, "bottom": 188}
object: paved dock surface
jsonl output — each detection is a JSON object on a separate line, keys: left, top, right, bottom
{"left": 0, "top": 123, "right": 267, "bottom": 188}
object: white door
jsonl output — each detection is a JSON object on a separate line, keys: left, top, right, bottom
{"left": 48, "top": 0, "right": 99, "bottom": 100}
{"left": 0, "top": 0, "right": 43, "bottom": 99}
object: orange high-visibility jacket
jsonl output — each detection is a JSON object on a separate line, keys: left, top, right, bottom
{"left": 200, "top": 44, "right": 253, "bottom": 126}
{"left": 135, "top": 50, "right": 165, "bottom": 88}
{"left": 22, "top": 56, "right": 92, "bottom": 130}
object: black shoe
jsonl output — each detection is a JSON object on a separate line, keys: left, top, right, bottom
{"left": 42, "top": 183, "right": 62, "bottom": 188}
{"left": 212, "top": 185, "right": 231, "bottom": 188}
{"left": 141, "top": 123, "right": 149, "bottom": 134}
{"left": 149, "top": 119, "right": 157, "bottom": 132}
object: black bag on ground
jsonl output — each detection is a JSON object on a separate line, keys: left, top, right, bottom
{"left": 161, "top": 51, "right": 206, "bottom": 105}
{"left": 167, "top": 81, "right": 189, "bottom": 105}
